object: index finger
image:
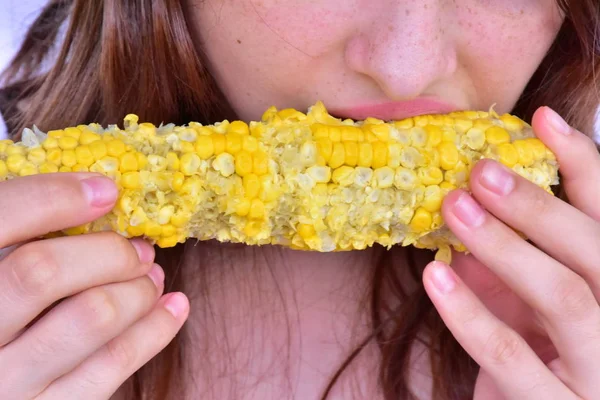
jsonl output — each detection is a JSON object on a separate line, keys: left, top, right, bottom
{"left": 0, "top": 173, "right": 118, "bottom": 248}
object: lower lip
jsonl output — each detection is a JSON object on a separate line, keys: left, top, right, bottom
{"left": 329, "top": 100, "right": 459, "bottom": 121}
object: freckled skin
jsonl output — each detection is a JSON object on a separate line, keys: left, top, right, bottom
{"left": 189, "top": 0, "right": 563, "bottom": 122}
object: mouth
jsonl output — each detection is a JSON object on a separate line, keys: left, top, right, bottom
{"left": 327, "top": 98, "right": 462, "bottom": 121}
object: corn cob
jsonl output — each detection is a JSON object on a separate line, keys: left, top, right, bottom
{"left": 0, "top": 101, "right": 559, "bottom": 261}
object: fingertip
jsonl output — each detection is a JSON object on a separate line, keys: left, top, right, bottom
{"left": 79, "top": 175, "right": 118, "bottom": 208}
{"left": 160, "top": 292, "right": 190, "bottom": 321}
{"left": 424, "top": 261, "right": 458, "bottom": 296}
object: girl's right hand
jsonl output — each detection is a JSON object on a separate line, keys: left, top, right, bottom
{"left": 0, "top": 173, "right": 190, "bottom": 400}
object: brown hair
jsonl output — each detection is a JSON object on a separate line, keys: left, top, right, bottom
{"left": 2, "top": 1, "right": 599, "bottom": 399}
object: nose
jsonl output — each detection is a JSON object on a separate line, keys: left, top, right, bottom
{"left": 344, "top": 1, "right": 457, "bottom": 100}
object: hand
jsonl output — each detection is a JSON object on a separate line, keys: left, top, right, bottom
{"left": 423, "top": 106, "right": 600, "bottom": 399}
{"left": 0, "top": 173, "right": 190, "bottom": 400}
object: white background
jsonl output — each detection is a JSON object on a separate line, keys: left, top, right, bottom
{"left": 0, "top": 1, "right": 598, "bottom": 141}
{"left": 0, "top": 0, "right": 47, "bottom": 138}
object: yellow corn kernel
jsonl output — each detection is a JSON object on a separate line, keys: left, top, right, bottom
{"left": 119, "top": 152, "right": 139, "bottom": 173}
{"left": 311, "top": 123, "right": 329, "bottom": 139}
{"left": 195, "top": 135, "right": 215, "bottom": 159}
{"left": 410, "top": 207, "right": 432, "bottom": 232}
{"left": 424, "top": 125, "right": 442, "bottom": 147}
{"left": 485, "top": 126, "right": 511, "bottom": 145}
{"left": 41, "top": 137, "right": 58, "bottom": 150}
{"left": 166, "top": 152, "right": 180, "bottom": 171}
{"left": 89, "top": 141, "right": 108, "bottom": 160}
{"left": 126, "top": 224, "right": 146, "bottom": 237}
{"left": 341, "top": 126, "right": 360, "bottom": 141}
{"left": 27, "top": 148, "right": 46, "bottom": 165}
{"left": 473, "top": 119, "right": 494, "bottom": 131}
{"left": 79, "top": 130, "right": 101, "bottom": 145}
{"left": 496, "top": 143, "right": 519, "bottom": 167}
{"left": 0, "top": 140, "right": 12, "bottom": 153}
{"left": 441, "top": 128, "right": 457, "bottom": 143}
{"left": 6, "top": 154, "right": 25, "bottom": 174}
{"left": 213, "top": 153, "right": 235, "bottom": 177}
{"left": 170, "top": 210, "right": 189, "bottom": 227}
{"left": 0, "top": 160, "right": 8, "bottom": 176}
{"left": 437, "top": 142, "right": 459, "bottom": 170}
{"left": 75, "top": 146, "right": 95, "bottom": 167}
{"left": 122, "top": 172, "right": 141, "bottom": 189}
{"left": 464, "top": 128, "right": 486, "bottom": 150}
{"left": 156, "top": 236, "right": 182, "bottom": 248}
{"left": 6, "top": 145, "right": 25, "bottom": 156}
{"left": 46, "top": 148, "right": 62, "bottom": 165}
{"left": 180, "top": 153, "right": 201, "bottom": 176}
{"left": 72, "top": 164, "right": 89, "bottom": 172}
{"left": 47, "top": 130, "right": 63, "bottom": 139}
{"left": 235, "top": 151, "right": 253, "bottom": 177}
{"left": 332, "top": 166, "right": 355, "bottom": 186}
{"left": 161, "top": 224, "right": 177, "bottom": 238}
{"left": 62, "top": 150, "right": 77, "bottom": 167}
{"left": 228, "top": 121, "right": 250, "bottom": 135}
{"left": 171, "top": 172, "right": 185, "bottom": 191}
{"left": 344, "top": 141, "right": 358, "bottom": 166}
{"left": 373, "top": 167, "right": 395, "bottom": 188}
{"left": 418, "top": 166, "right": 444, "bottom": 186}
{"left": 454, "top": 118, "right": 473, "bottom": 133}
{"left": 329, "top": 126, "right": 342, "bottom": 142}
{"left": 387, "top": 143, "right": 402, "bottom": 168}
{"left": 500, "top": 114, "right": 524, "bottom": 131}
{"left": 236, "top": 198, "right": 252, "bottom": 216}
{"left": 440, "top": 181, "right": 456, "bottom": 191}
{"left": 394, "top": 167, "right": 418, "bottom": 190}
{"left": 372, "top": 142, "right": 388, "bottom": 169}
{"left": 297, "top": 223, "right": 316, "bottom": 239}
{"left": 249, "top": 199, "right": 266, "bottom": 219}
{"left": 368, "top": 124, "right": 390, "bottom": 141}
{"left": 357, "top": 143, "right": 373, "bottom": 167}
{"left": 144, "top": 221, "right": 163, "bottom": 238}
{"left": 242, "top": 173, "right": 261, "bottom": 198}
{"left": 422, "top": 185, "right": 443, "bottom": 212}
{"left": 38, "top": 162, "right": 58, "bottom": 174}
{"left": 410, "top": 127, "right": 428, "bottom": 147}
{"left": 58, "top": 136, "right": 78, "bottom": 150}
{"left": 59, "top": 166, "right": 71, "bottom": 172}
{"left": 278, "top": 108, "right": 306, "bottom": 120}
{"left": 253, "top": 151, "right": 269, "bottom": 175}
{"left": 226, "top": 133, "right": 243, "bottom": 154}
{"left": 526, "top": 138, "right": 547, "bottom": 160}
{"left": 242, "top": 135, "right": 258, "bottom": 153}
{"left": 106, "top": 139, "right": 126, "bottom": 157}
{"left": 212, "top": 133, "right": 226, "bottom": 154}
{"left": 63, "top": 127, "right": 81, "bottom": 139}
{"left": 306, "top": 166, "right": 332, "bottom": 183}
{"left": 317, "top": 138, "right": 333, "bottom": 163}
{"left": 394, "top": 118, "right": 414, "bottom": 130}
{"left": 513, "top": 140, "right": 534, "bottom": 166}
{"left": 329, "top": 142, "right": 345, "bottom": 169}
{"left": 18, "top": 162, "right": 37, "bottom": 176}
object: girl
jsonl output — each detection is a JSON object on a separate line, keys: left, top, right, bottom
{"left": 0, "top": 1, "right": 599, "bottom": 399}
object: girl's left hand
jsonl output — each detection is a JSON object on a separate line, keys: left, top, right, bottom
{"left": 423, "top": 106, "right": 600, "bottom": 399}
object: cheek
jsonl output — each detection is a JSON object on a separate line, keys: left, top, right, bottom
{"left": 456, "top": 0, "right": 563, "bottom": 111}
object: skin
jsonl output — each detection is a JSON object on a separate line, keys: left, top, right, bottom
{"left": 1, "top": 0, "right": 599, "bottom": 399}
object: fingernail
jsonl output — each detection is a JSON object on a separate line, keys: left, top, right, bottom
{"left": 453, "top": 192, "right": 485, "bottom": 227}
{"left": 130, "top": 239, "right": 155, "bottom": 263}
{"left": 80, "top": 176, "right": 118, "bottom": 207}
{"left": 430, "top": 262, "right": 456, "bottom": 295}
{"left": 163, "top": 292, "right": 188, "bottom": 319}
{"left": 545, "top": 107, "right": 571, "bottom": 135}
{"left": 147, "top": 263, "right": 164, "bottom": 287}
{"left": 480, "top": 161, "right": 515, "bottom": 196}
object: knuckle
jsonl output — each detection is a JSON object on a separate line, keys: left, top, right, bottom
{"left": 103, "top": 232, "right": 140, "bottom": 270}
{"left": 105, "top": 337, "right": 137, "bottom": 372}
{"left": 483, "top": 328, "right": 523, "bottom": 366}
{"left": 548, "top": 276, "right": 596, "bottom": 321}
{"left": 75, "top": 288, "right": 119, "bottom": 331}
{"left": 9, "top": 243, "right": 60, "bottom": 299}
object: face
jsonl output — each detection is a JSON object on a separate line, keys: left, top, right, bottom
{"left": 188, "top": 0, "right": 564, "bottom": 121}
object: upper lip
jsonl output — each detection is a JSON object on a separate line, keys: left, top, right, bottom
{"left": 328, "top": 98, "right": 462, "bottom": 121}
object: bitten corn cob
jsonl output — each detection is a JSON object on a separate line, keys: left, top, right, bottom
{"left": 0, "top": 102, "right": 559, "bottom": 261}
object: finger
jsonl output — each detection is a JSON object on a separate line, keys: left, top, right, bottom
{"left": 0, "top": 234, "right": 155, "bottom": 346}
{"left": 38, "top": 292, "right": 189, "bottom": 400}
{"left": 443, "top": 190, "right": 600, "bottom": 394}
{"left": 468, "top": 159, "right": 600, "bottom": 296}
{"left": 0, "top": 173, "right": 118, "bottom": 248}
{"left": 423, "top": 261, "right": 575, "bottom": 400}
{"left": 531, "top": 106, "right": 600, "bottom": 221}
{"left": 0, "top": 266, "right": 164, "bottom": 400}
